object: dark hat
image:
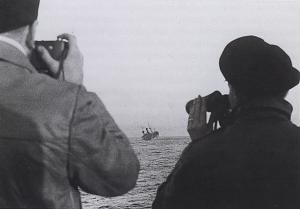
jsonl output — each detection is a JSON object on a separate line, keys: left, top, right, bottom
{"left": 219, "top": 36, "right": 300, "bottom": 96}
{"left": 0, "top": 0, "right": 40, "bottom": 33}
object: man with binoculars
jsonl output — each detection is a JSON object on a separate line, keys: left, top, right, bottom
{"left": 0, "top": 0, "right": 139, "bottom": 208}
{"left": 153, "top": 36, "right": 300, "bottom": 209}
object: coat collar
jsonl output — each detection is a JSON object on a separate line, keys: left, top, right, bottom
{"left": 233, "top": 98, "right": 293, "bottom": 122}
{"left": 0, "top": 41, "right": 37, "bottom": 73}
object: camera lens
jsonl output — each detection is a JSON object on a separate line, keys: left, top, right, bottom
{"left": 185, "top": 91, "right": 224, "bottom": 114}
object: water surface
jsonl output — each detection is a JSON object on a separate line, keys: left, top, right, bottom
{"left": 82, "top": 136, "right": 190, "bottom": 209}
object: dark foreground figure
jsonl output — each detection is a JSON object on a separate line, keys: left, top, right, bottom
{"left": 0, "top": 0, "right": 139, "bottom": 208}
{"left": 153, "top": 36, "right": 300, "bottom": 209}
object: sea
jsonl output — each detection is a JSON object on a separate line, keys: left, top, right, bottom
{"left": 81, "top": 136, "right": 190, "bottom": 209}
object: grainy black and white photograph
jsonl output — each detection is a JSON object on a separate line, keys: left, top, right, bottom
{"left": 0, "top": 0, "right": 299, "bottom": 209}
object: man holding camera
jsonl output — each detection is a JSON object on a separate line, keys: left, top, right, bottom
{"left": 153, "top": 36, "right": 300, "bottom": 209}
{"left": 0, "top": 0, "right": 139, "bottom": 208}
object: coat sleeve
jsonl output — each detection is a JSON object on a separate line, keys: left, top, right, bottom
{"left": 152, "top": 160, "right": 189, "bottom": 209}
{"left": 68, "top": 86, "right": 140, "bottom": 197}
{"left": 152, "top": 157, "right": 207, "bottom": 209}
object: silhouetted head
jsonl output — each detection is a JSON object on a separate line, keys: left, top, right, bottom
{"left": 219, "top": 36, "right": 299, "bottom": 105}
{"left": 0, "top": 0, "right": 40, "bottom": 55}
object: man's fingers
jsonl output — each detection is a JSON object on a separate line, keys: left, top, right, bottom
{"left": 193, "top": 96, "right": 201, "bottom": 122}
{"left": 188, "top": 99, "right": 196, "bottom": 127}
{"left": 57, "top": 33, "right": 77, "bottom": 51}
{"left": 192, "top": 96, "right": 206, "bottom": 125}
{"left": 188, "top": 97, "right": 202, "bottom": 130}
{"left": 199, "top": 96, "right": 207, "bottom": 125}
{"left": 188, "top": 99, "right": 196, "bottom": 119}
{"left": 187, "top": 95, "right": 210, "bottom": 139}
{"left": 58, "top": 33, "right": 77, "bottom": 42}
{"left": 54, "top": 33, "right": 84, "bottom": 85}
{"left": 37, "top": 46, "right": 59, "bottom": 73}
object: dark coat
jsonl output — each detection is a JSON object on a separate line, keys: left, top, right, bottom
{"left": 153, "top": 98, "right": 300, "bottom": 209}
{"left": 0, "top": 41, "right": 140, "bottom": 209}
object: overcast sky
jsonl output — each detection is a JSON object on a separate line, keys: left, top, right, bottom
{"left": 37, "top": 0, "right": 300, "bottom": 137}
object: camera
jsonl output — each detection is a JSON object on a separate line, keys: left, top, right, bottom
{"left": 185, "top": 91, "right": 229, "bottom": 114}
{"left": 30, "top": 40, "right": 68, "bottom": 78}
{"left": 186, "top": 91, "right": 231, "bottom": 128}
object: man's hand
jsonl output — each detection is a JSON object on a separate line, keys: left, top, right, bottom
{"left": 37, "top": 33, "right": 84, "bottom": 85}
{"left": 187, "top": 96, "right": 213, "bottom": 141}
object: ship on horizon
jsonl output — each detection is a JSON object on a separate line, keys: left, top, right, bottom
{"left": 141, "top": 126, "right": 159, "bottom": 141}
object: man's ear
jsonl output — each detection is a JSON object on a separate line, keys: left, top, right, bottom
{"left": 26, "top": 20, "right": 38, "bottom": 50}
